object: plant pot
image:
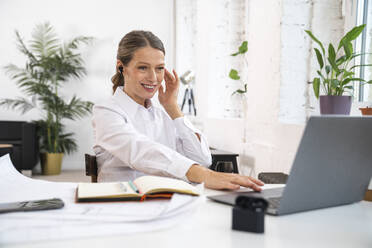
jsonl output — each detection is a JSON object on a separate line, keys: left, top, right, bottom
{"left": 359, "top": 107, "right": 372, "bottom": 115}
{"left": 40, "top": 153, "right": 63, "bottom": 175}
{"left": 365, "top": 190, "right": 372, "bottom": 202}
{"left": 319, "top": 95, "right": 352, "bottom": 115}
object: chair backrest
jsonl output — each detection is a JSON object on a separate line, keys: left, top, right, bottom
{"left": 0, "top": 121, "right": 39, "bottom": 171}
{"left": 85, "top": 153, "right": 98, "bottom": 183}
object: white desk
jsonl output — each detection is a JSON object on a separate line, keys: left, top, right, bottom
{"left": 4, "top": 188, "right": 372, "bottom": 248}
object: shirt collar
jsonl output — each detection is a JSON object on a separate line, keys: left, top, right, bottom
{"left": 113, "top": 87, "right": 154, "bottom": 119}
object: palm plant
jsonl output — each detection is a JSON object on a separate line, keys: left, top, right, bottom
{"left": 0, "top": 22, "right": 93, "bottom": 154}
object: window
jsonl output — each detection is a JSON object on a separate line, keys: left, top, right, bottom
{"left": 356, "top": 0, "right": 372, "bottom": 102}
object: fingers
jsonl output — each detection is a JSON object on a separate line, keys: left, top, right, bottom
{"left": 158, "top": 84, "right": 164, "bottom": 95}
{"left": 230, "top": 174, "right": 262, "bottom": 192}
{"left": 164, "top": 68, "right": 174, "bottom": 83}
{"left": 224, "top": 183, "right": 240, "bottom": 190}
{"left": 164, "top": 68, "right": 179, "bottom": 85}
{"left": 173, "top": 69, "right": 179, "bottom": 82}
{"left": 250, "top": 184, "right": 262, "bottom": 192}
{"left": 202, "top": 170, "right": 263, "bottom": 191}
{"left": 248, "top": 177, "right": 265, "bottom": 186}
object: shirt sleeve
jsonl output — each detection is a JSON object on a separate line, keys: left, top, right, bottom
{"left": 93, "top": 105, "right": 196, "bottom": 179}
{"left": 173, "top": 116, "right": 212, "bottom": 167}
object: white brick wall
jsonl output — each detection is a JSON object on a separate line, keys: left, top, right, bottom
{"left": 175, "top": 0, "right": 247, "bottom": 119}
{"left": 279, "top": 0, "right": 345, "bottom": 124}
{"left": 279, "top": 0, "right": 312, "bottom": 124}
{"left": 176, "top": 0, "right": 355, "bottom": 175}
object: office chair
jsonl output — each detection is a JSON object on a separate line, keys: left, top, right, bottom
{"left": 85, "top": 154, "right": 98, "bottom": 183}
{"left": 258, "top": 172, "right": 289, "bottom": 184}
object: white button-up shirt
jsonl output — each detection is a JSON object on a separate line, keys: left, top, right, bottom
{"left": 92, "top": 87, "right": 212, "bottom": 182}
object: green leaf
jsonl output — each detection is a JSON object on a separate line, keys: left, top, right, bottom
{"left": 343, "top": 24, "right": 365, "bottom": 42}
{"left": 342, "top": 40, "right": 352, "bottom": 59}
{"left": 336, "top": 55, "right": 346, "bottom": 66}
{"left": 14, "top": 31, "right": 37, "bottom": 63}
{"left": 314, "top": 48, "right": 324, "bottom": 69}
{"left": 229, "top": 69, "right": 240, "bottom": 80}
{"left": 231, "top": 84, "right": 247, "bottom": 96}
{"left": 342, "top": 70, "right": 354, "bottom": 78}
{"left": 231, "top": 41, "right": 248, "bottom": 56}
{"left": 351, "top": 52, "right": 372, "bottom": 60}
{"left": 327, "top": 44, "right": 339, "bottom": 73}
{"left": 30, "top": 22, "right": 59, "bottom": 58}
{"left": 0, "top": 97, "right": 35, "bottom": 114}
{"left": 232, "top": 90, "right": 245, "bottom": 96}
{"left": 325, "top": 65, "right": 331, "bottom": 75}
{"left": 238, "top": 41, "right": 248, "bottom": 54}
{"left": 350, "top": 64, "right": 372, "bottom": 70}
{"left": 305, "top": 30, "right": 325, "bottom": 54}
{"left": 328, "top": 43, "right": 336, "bottom": 61}
{"left": 317, "top": 70, "right": 326, "bottom": 80}
{"left": 341, "top": 78, "right": 355, "bottom": 87}
{"left": 338, "top": 24, "right": 366, "bottom": 51}
{"left": 313, "top": 78, "right": 320, "bottom": 99}
{"left": 330, "top": 79, "right": 340, "bottom": 90}
{"left": 345, "top": 77, "right": 365, "bottom": 83}
{"left": 323, "top": 79, "right": 330, "bottom": 92}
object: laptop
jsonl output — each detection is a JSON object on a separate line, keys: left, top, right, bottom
{"left": 208, "top": 116, "right": 372, "bottom": 216}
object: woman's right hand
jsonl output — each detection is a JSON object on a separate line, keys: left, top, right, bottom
{"left": 186, "top": 164, "right": 264, "bottom": 191}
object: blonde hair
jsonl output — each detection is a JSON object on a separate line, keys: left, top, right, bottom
{"left": 111, "top": 30, "right": 165, "bottom": 93}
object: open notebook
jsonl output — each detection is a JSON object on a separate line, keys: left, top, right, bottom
{"left": 76, "top": 175, "right": 200, "bottom": 202}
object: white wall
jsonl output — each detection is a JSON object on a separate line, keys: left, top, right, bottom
{"left": 0, "top": 0, "right": 175, "bottom": 171}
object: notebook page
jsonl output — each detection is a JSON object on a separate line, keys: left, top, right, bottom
{"left": 78, "top": 182, "right": 136, "bottom": 198}
{"left": 134, "top": 176, "right": 199, "bottom": 195}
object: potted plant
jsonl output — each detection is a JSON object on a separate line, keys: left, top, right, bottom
{"left": 359, "top": 106, "right": 372, "bottom": 115}
{"left": 0, "top": 22, "right": 93, "bottom": 175}
{"left": 305, "top": 24, "right": 372, "bottom": 115}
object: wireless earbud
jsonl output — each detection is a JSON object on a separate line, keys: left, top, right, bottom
{"left": 235, "top": 196, "right": 268, "bottom": 212}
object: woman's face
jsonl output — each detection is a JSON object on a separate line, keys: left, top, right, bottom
{"left": 121, "top": 46, "right": 165, "bottom": 106}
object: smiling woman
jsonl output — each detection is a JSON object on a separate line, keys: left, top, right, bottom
{"left": 91, "top": 30, "right": 264, "bottom": 191}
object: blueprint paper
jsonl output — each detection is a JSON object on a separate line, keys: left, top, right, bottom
{"left": 0, "top": 154, "right": 203, "bottom": 244}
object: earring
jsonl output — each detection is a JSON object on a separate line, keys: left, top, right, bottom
{"left": 119, "top": 66, "right": 123, "bottom": 74}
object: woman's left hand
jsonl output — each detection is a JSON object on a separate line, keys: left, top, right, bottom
{"left": 158, "top": 69, "right": 183, "bottom": 119}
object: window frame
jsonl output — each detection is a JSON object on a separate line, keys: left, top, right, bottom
{"left": 356, "top": 0, "right": 370, "bottom": 102}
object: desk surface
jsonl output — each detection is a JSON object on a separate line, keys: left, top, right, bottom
{"left": 5, "top": 187, "right": 372, "bottom": 248}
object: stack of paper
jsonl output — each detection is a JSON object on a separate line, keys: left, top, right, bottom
{"left": 0, "top": 154, "right": 204, "bottom": 245}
